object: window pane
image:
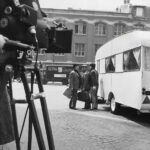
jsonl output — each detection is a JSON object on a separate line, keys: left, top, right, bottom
{"left": 75, "top": 43, "right": 85, "bottom": 57}
{"left": 144, "top": 47, "right": 150, "bottom": 70}
{"left": 95, "top": 23, "right": 106, "bottom": 36}
{"left": 83, "top": 24, "right": 86, "bottom": 34}
{"left": 75, "top": 22, "right": 87, "bottom": 34}
{"left": 123, "top": 48, "right": 141, "bottom": 71}
{"left": 133, "top": 48, "right": 141, "bottom": 67}
{"left": 114, "top": 24, "right": 126, "bottom": 36}
{"left": 123, "top": 52, "right": 129, "bottom": 70}
{"left": 136, "top": 7, "right": 143, "bottom": 17}
{"left": 75, "top": 25, "right": 78, "bottom": 33}
{"left": 105, "top": 56, "right": 115, "bottom": 72}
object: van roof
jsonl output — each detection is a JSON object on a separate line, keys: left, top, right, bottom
{"left": 95, "top": 30, "right": 150, "bottom": 60}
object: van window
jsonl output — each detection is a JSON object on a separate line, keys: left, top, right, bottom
{"left": 144, "top": 47, "right": 150, "bottom": 70}
{"left": 105, "top": 56, "right": 115, "bottom": 73}
{"left": 123, "top": 48, "right": 141, "bottom": 71}
{"left": 97, "top": 59, "right": 100, "bottom": 73}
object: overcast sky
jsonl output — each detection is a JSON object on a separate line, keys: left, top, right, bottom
{"left": 39, "top": 0, "right": 150, "bottom": 11}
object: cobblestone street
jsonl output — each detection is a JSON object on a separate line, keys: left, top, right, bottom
{"left": 1, "top": 83, "right": 150, "bottom": 150}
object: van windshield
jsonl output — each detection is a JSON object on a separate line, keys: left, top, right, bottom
{"left": 144, "top": 47, "right": 150, "bottom": 70}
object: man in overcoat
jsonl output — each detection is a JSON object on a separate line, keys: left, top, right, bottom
{"left": 89, "top": 63, "right": 99, "bottom": 110}
{"left": 82, "top": 64, "right": 91, "bottom": 109}
{"left": 69, "top": 64, "right": 81, "bottom": 109}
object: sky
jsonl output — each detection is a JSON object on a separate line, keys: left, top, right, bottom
{"left": 39, "top": 0, "right": 150, "bottom": 11}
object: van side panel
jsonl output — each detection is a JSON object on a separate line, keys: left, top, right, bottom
{"left": 99, "top": 74, "right": 112, "bottom": 100}
{"left": 111, "top": 72, "right": 142, "bottom": 110}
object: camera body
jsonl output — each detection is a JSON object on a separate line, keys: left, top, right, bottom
{"left": 0, "top": 0, "right": 38, "bottom": 45}
{"left": 0, "top": 0, "right": 73, "bottom": 54}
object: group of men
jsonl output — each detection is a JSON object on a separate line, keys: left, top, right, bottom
{"left": 68, "top": 63, "right": 99, "bottom": 110}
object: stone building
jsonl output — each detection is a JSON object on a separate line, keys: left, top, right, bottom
{"left": 40, "top": 0, "right": 150, "bottom": 64}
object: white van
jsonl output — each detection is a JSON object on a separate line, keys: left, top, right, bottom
{"left": 95, "top": 30, "right": 150, "bottom": 114}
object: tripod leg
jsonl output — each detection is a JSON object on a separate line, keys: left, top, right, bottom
{"left": 27, "top": 71, "right": 34, "bottom": 150}
{"left": 8, "top": 75, "right": 21, "bottom": 150}
{"left": 27, "top": 110, "right": 32, "bottom": 150}
{"left": 20, "top": 70, "right": 46, "bottom": 150}
{"left": 35, "top": 68, "right": 55, "bottom": 150}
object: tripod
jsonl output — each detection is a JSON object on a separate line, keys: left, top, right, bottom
{"left": 7, "top": 63, "right": 55, "bottom": 150}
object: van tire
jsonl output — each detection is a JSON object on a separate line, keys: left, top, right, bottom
{"left": 109, "top": 93, "right": 120, "bottom": 114}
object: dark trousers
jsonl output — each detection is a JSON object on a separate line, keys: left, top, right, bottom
{"left": 69, "top": 89, "right": 78, "bottom": 109}
{"left": 90, "top": 86, "right": 98, "bottom": 109}
{"left": 84, "top": 90, "right": 91, "bottom": 109}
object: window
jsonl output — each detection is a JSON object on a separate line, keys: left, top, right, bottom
{"left": 114, "top": 23, "right": 126, "bottom": 36}
{"left": 134, "top": 24, "right": 145, "bottom": 30}
{"left": 97, "top": 60, "right": 100, "bottom": 73}
{"left": 74, "top": 43, "right": 85, "bottom": 57}
{"left": 105, "top": 56, "right": 115, "bottom": 73}
{"left": 144, "top": 47, "right": 150, "bottom": 70}
{"left": 95, "top": 23, "right": 106, "bottom": 36}
{"left": 75, "top": 22, "right": 87, "bottom": 35}
{"left": 54, "top": 53, "right": 65, "bottom": 56}
{"left": 123, "top": 47, "right": 141, "bottom": 71}
{"left": 95, "top": 44, "right": 102, "bottom": 54}
{"left": 136, "top": 7, "right": 144, "bottom": 17}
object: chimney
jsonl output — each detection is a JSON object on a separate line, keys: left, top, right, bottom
{"left": 120, "top": 0, "right": 131, "bottom": 13}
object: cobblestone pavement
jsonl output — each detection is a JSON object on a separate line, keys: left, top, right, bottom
{"left": 1, "top": 83, "right": 150, "bottom": 150}
{"left": 50, "top": 109, "right": 150, "bottom": 150}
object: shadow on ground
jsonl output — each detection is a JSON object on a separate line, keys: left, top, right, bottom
{"left": 113, "top": 106, "right": 150, "bottom": 128}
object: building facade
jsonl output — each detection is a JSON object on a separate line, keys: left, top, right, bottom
{"left": 39, "top": 1, "right": 150, "bottom": 64}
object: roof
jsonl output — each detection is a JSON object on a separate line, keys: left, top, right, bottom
{"left": 95, "top": 30, "right": 150, "bottom": 60}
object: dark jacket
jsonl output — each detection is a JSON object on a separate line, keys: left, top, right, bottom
{"left": 90, "top": 69, "right": 99, "bottom": 87}
{"left": 69, "top": 70, "right": 81, "bottom": 90}
{"left": 82, "top": 71, "right": 91, "bottom": 91}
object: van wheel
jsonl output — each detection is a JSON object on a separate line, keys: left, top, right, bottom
{"left": 110, "top": 97, "right": 120, "bottom": 114}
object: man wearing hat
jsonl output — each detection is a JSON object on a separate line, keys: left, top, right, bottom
{"left": 69, "top": 64, "right": 81, "bottom": 109}
{"left": 89, "top": 63, "right": 99, "bottom": 110}
{"left": 81, "top": 64, "right": 91, "bottom": 109}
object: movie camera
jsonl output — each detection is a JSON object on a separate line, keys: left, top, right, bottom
{"left": 0, "top": 1, "right": 58, "bottom": 150}
{"left": 0, "top": 0, "right": 72, "bottom": 63}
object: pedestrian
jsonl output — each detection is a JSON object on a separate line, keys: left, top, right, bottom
{"left": 68, "top": 64, "right": 81, "bottom": 109}
{"left": 89, "top": 63, "right": 99, "bottom": 110}
{"left": 82, "top": 64, "right": 91, "bottom": 109}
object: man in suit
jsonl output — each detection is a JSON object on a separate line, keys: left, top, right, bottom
{"left": 89, "top": 63, "right": 99, "bottom": 110}
{"left": 82, "top": 64, "right": 91, "bottom": 109}
{"left": 69, "top": 64, "right": 81, "bottom": 109}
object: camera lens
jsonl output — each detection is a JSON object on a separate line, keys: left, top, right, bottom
{"left": 4, "top": 6, "right": 12, "bottom": 15}
{"left": 0, "top": 18, "right": 8, "bottom": 28}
